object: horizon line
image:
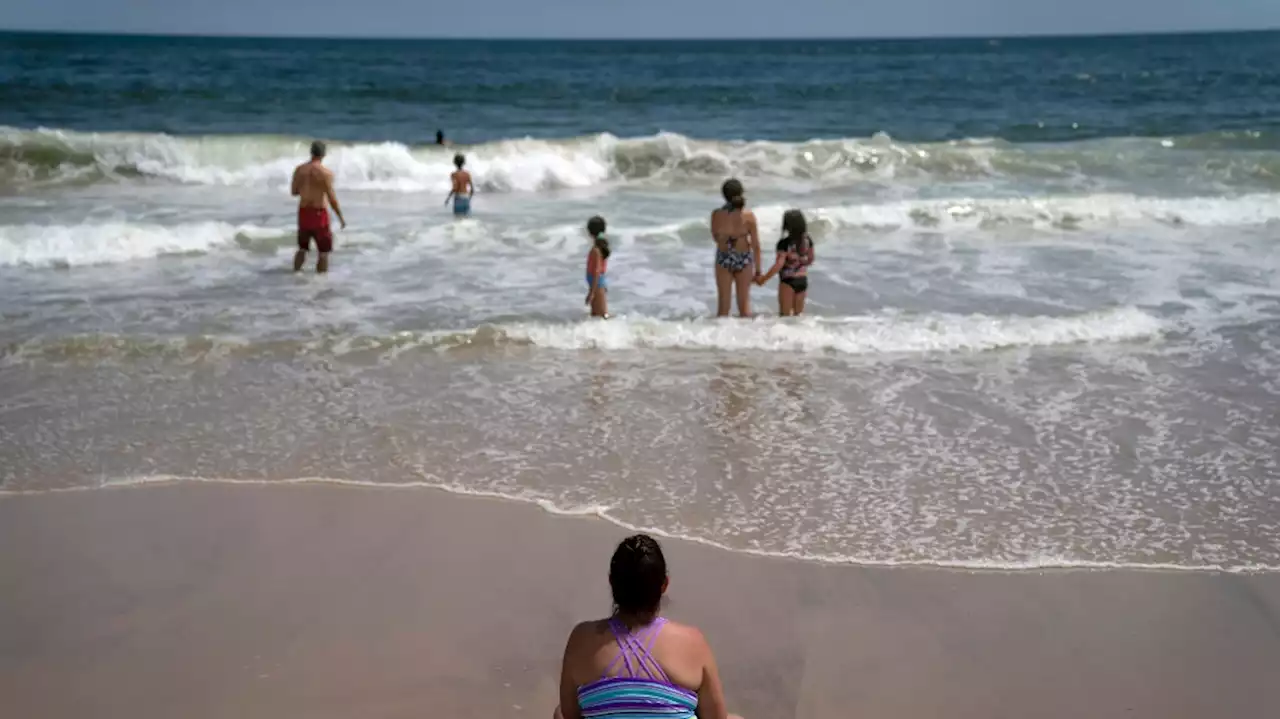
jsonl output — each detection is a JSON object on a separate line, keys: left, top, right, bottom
{"left": 1, "top": 26, "right": 1277, "bottom": 43}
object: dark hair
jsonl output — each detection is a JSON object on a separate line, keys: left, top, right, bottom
{"left": 453, "top": 153, "right": 466, "bottom": 168}
{"left": 587, "top": 215, "right": 610, "bottom": 260}
{"left": 609, "top": 534, "right": 666, "bottom": 616}
{"left": 310, "top": 140, "right": 326, "bottom": 159}
{"left": 721, "top": 178, "right": 745, "bottom": 210}
{"left": 782, "top": 209, "right": 809, "bottom": 242}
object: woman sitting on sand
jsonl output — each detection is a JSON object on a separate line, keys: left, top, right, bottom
{"left": 555, "top": 534, "right": 742, "bottom": 719}
{"left": 710, "top": 178, "right": 761, "bottom": 317}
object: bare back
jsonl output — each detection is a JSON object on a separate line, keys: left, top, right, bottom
{"left": 451, "top": 170, "right": 473, "bottom": 194}
{"left": 292, "top": 161, "right": 335, "bottom": 209}
{"left": 559, "top": 617, "right": 730, "bottom": 719}
{"left": 710, "top": 208, "right": 758, "bottom": 254}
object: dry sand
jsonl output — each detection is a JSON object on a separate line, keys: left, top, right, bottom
{"left": 1, "top": 482, "right": 1278, "bottom": 719}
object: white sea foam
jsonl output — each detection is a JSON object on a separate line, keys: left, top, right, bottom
{"left": 449, "top": 308, "right": 1164, "bottom": 355}
{"left": 7, "top": 125, "right": 1280, "bottom": 197}
{"left": 1, "top": 474, "right": 1270, "bottom": 574}
{"left": 0, "top": 221, "right": 280, "bottom": 267}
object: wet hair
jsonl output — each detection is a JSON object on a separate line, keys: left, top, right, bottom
{"left": 310, "top": 140, "right": 326, "bottom": 159}
{"left": 609, "top": 534, "right": 666, "bottom": 616}
{"left": 436, "top": 130, "right": 444, "bottom": 144}
{"left": 721, "top": 178, "right": 745, "bottom": 210}
{"left": 782, "top": 209, "right": 809, "bottom": 242}
{"left": 453, "top": 153, "right": 466, "bottom": 169}
{"left": 587, "top": 215, "right": 610, "bottom": 260}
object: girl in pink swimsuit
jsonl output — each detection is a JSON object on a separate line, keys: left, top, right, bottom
{"left": 585, "top": 215, "right": 611, "bottom": 318}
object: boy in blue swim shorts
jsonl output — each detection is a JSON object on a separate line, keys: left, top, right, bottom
{"left": 444, "top": 153, "right": 474, "bottom": 216}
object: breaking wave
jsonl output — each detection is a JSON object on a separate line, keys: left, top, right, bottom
{"left": 5, "top": 125, "right": 1280, "bottom": 192}
{"left": 3, "top": 308, "right": 1163, "bottom": 364}
{"left": 0, "top": 221, "right": 283, "bottom": 267}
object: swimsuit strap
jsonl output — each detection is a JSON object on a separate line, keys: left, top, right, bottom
{"left": 603, "top": 618, "right": 636, "bottom": 678}
{"left": 636, "top": 617, "right": 670, "bottom": 682}
{"left": 602, "top": 617, "right": 670, "bottom": 682}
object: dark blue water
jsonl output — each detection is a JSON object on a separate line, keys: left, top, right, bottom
{"left": 2, "top": 30, "right": 1279, "bottom": 144}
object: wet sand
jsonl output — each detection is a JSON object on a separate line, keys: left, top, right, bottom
{"left": 1, "top": 483, "right": 1278, "bottom": 719}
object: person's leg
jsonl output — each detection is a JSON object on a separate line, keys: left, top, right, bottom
{"left": 794, "top": 290, "right": 807, "bottom": 315}
{"left": 778, "top": 283, "right": 795, "bottom": 316}
{"left": 315, "top": 230, "right": 333, "bottom": 274}
{"left": 734, "top": 267, "right": 753, "bottom": 317}
{"left": 591, "top": 288, "right": 608, "bottom": 317}
{"left": 294, "top": 231, "right": 309, "bottom": 272}
{"left": 715, "top": 264, "right": 733, "bottom": 317}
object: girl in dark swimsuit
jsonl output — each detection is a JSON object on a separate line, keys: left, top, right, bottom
{"left": 757, "top": 209, "right": 815, "bottom": 316}
{"left": 709, "top": 178, "right": 761, "bottom": 318}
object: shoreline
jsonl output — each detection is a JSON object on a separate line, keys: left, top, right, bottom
{"left": 1, "top": 476, "right": 1272, "bottom": 575}
{"left": 2, "top": 481, "right": 1278, "bottom": 719}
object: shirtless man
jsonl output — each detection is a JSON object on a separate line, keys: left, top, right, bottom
{"left": 444, "top": 153, "right": 474, "bottom": 217}
{"left": 291, "top": 141, "right": 346, "bottom": 273}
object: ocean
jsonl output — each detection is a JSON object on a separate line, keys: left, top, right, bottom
{"left": 0, "top": 31, "right": 1277, "bottom": 572}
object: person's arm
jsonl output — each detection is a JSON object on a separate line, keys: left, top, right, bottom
{"left": 324, "top": 172, "right": 346, "bottom": 229}
{"left": 803, "top": 236, "right": 815, "bottom": 266}
{"left": 748, "top": 213, "right": 762, "bottom": 275}
{"left": 585, "top": 249, "right": 601, "bottom": 304}
{"left": 757, "top": 250, "right": 786, "bottom": 285}
{"left": 290, "top": 168, "right": 301, "bottom": 197}
{"left": 467, "top": 174, "right": 475, "bottom": 198}
{"left": 444, "top": 172, "right": 456, "bottom": 205}
{"left": 694, "top": 631, "right": 731, "bottom": 719}
{"left": 557, "top": 625, "right": 585, "bottom": 719}
{"left": 709, "top": 211, "right": 720, "bottom": 245}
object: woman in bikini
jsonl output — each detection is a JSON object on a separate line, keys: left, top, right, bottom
{"left": 555, "top": 534, "right": 743, "bottom": 719}
{"left": 710, "top": 178, "right": 761, "bottom": 318}
{"left": 756, "top": 209, "right": 815, "bottom": 316}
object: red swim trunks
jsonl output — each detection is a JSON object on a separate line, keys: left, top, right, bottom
{"left": 297, "top": 207, "right": 333, "bottom": 253}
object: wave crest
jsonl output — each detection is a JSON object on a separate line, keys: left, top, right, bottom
{"left": 3, "top": 308, "right": 1163, "bottom": 365}
{"left": 5, "top": 126, "right": 1280, "bottom": 193}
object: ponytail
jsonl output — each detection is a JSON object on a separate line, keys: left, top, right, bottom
{"left": 586, "top": 215, "right": 609, "bottom": 260}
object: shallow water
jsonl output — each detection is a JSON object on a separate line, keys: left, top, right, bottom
{"left": 1, "top": 32, "right": 1278, "bottom": 571}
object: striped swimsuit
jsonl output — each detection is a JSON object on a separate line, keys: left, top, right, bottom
{"left": 576, "top": 617, "right": 698, "bottom": 719}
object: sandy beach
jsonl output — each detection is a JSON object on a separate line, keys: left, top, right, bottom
{"left": 2, "top": 482, "right": 1278, "bottom": 719}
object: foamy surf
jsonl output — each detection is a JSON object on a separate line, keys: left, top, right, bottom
{"left": 461, "top": 308, "right": 1164, "bottom": 355}
{"left": 2, "top": 308, "right": 1165, "bottom": 364}
{"left": 0, "top": 221, "right": 281, "bottom": 267}
{"left": 6, "top": 125, "right": 1280, "bottom": 193}
{"left": 1, "top": 474, "right": 1271, "bottom": 574}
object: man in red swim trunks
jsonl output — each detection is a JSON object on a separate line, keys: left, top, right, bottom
{"left": 291, "top": 140, "right": 346, "bottom": 273}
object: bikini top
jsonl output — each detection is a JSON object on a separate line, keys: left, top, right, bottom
{"left": 717, "top": 203, "right": 744, "bottom": 250}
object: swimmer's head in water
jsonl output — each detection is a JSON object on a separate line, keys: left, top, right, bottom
{"left": 587, "top": 216, "right": 610, "bottom": 259}
{"left": 609, "top": 534, "right": 667, "bottom": 616}
{"left": 436, "top": 130, "right": 444, "bottom": 144}
{"left": 782, "top": 209, "right": 808, "bottom": 239}
{"left": 310, "top": 141, "right": 326, "bottom": 159}
{"left": 721, "top": 178, "right": 745, "bottom": 209}
{"left": 453, "top": 153, "right": 466, "bottom": 169}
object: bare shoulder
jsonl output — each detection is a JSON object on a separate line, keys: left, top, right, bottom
{"left": 567, "top": 618, "right": 608, "bottom": 646}
{"left": 744, "top": 209, "right": 759, "bottom": 224}
{"left": 661, "top": 619, "right": 711, "bottom": 653}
